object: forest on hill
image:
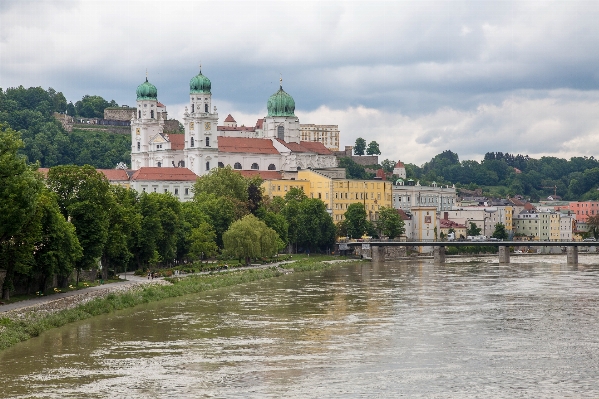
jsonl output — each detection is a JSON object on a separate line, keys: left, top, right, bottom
{"left": 0, "top": 86, "right": 129, "bottom": 168}
{"left": 2, "top": 86, "right": 598, "bottom": 202}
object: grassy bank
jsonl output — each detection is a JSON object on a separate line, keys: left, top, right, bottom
{"left": 0, "top": 258, "right": 351, "bottom": 351}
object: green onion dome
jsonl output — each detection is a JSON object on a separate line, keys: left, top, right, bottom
{"left": 136, "top": 78, "right": 157, "bottom": 101}
{"left": 190, "top": 70, "right": 212, "bottom": 94}
{"left": 267, "top": 84, "right": 296, "bottom": 117}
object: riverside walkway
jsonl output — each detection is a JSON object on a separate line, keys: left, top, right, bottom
{"left": 342, "top": 241, "right": 597, "bottom": 265}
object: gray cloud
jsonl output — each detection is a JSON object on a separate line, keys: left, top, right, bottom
{"left": 2, "top": 1, "right": 599, "bottom": 165}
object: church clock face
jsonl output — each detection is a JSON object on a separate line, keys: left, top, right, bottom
{"left": 204, "top": 122, "right": 211, "bottom": 130}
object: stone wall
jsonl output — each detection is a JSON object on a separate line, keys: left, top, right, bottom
{"left": 163, "top": 119, "right": 181, "bottom": 134}
{"left": 333, "top": 146, "right": 379, "bottom": 166}
{"left": 53, "top": 112, "right": 73, "bottom": 132}
{"left": 104, "top": 107, "right": 137, "bottom": 121}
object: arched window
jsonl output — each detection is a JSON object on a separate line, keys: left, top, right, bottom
{"left": 218, "top": 162, "right": 224, "bottom": 168}
{"left": 137, "top": 142, "right": 140, "bottom": 151}
{"left": 191, "top": 137, "right": 195, "bottom": 147}
{"left": 138, "top": 110, "right": 141, "bottom": 118}
{"left": 150, "top": 110, "right": 154, "bottom": 119}
{"left": 157, "top": 162, "right": 161, "bottom": 167}
{"left": 234, "top": 162, "right": 242, "bottom": 170}
{"left": 205, "top": 137, "right": 210, "bottom": 147}
{"left": 277, "top": 125, "right": 284, "bottom": 140}
{"left": 268, "top": 164, "right": 276, "bottom": 170}
{"left": 251, "top": 163, "right": 259, "bottom": 170}
{"left": 205, "top": 104, "right": 209, "bottom": 113}
{"left": 191, "top": 104, "right": 194, "bottom": 113}
{"left": 205, "top": 161, "right": 210, "bottom": 171}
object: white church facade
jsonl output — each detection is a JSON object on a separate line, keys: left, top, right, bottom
{"left": 130, "top": 70, "right": 337, "bottom": 176}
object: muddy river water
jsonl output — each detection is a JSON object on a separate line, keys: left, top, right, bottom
{"left": 2, "top": 256, "right": 599, "bottom": 398}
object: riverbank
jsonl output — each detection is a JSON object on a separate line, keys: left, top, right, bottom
{"left": 0, "top": 258, "right": 355, "bottom": 351}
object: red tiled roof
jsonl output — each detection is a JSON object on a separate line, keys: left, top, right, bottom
{"left": 130, "top": 167, "right": 198, "bottom": 181}
{"left": 376, "top": 169, "right": 386, "bottom": 180}
{"left": 440, "top": 219, "right": 466, "bottom": 228}
{"left": 395, "top": 161, "right": 405, "bottom": 168}
{"left": 524, "top": 202, "right": 535, "bottom": 211}
{"left": 157, "top": 102, "right": 165, "bottom": 108}
{"left": 224, "top": 114, "right": 236, "bottom": 122}
{"left": 98, "top": 169, "right": 130, "bottom": 181}
{"left": 38, "top": 168, "right": 50, "bottom": 177}
{"left": 237, "top": 170, "right": 282, "bottom": 180}
{"left": 299, "top": 141, "right": 332, "bottom": 155}
{"left": 397, "top": 209, "right": 411, "bottom": 220}
{"left": 255, "top": 118, "right": 264, "bottom": 129}
{"left": 218, "top": 137, "right": 279, "bottom": 154}
{"left": 168, "top": 134, "right": 185, "bottom": 150}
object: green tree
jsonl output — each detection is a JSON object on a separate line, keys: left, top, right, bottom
{"left": 586, "top": 215, "right": 599, "bottom": 239}
{"left": 366, "top": 141, "right": 381, "bottom": 156}
{"left": 354, "top": 137, "right": 366, "bottom": 156}
{"left": 467, "top": 222, "right": 482, "bottom": 237}
{"left": 344, "top": 203, "right": 373, "bottom": 239}
{"left": 188, "top": 222, "right": 219, "bottom": 262}
{"left": 381, "top": 159, "right": 396, "bottom": 173}
{"left": 223, "top": 215, "right": 282, "bottom": 264}
{"left": 0, "top": 126, "right": 44, "bottom": 299}
{"left": 194, "top": 193, "right": 241, "bottom": 248}
{"left": 376, "top": 206, "right": 405, "bottom": 239}
{"left": 47, "top": 165, "right": 111, "bottom": 284}
{"left": 193, "top": 165, "right": 248, "bottom": 203}
{"left": 491, "top": 223, "right": 509, "bottom": 240}
{"left": 296, "top": 198, "right": 336, "bottom": 252}
{"left": 74, "top": 95, "right": 116, "bottom": 118}
{"left": 32, "top": 190, "right": 83, "bottom": 291}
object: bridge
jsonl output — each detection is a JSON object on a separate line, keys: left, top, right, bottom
{"left": 341, "top": 241, "right": 598, "bottom": 266}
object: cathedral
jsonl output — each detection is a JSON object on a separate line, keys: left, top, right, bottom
{"left": 130, "top": 69, "right": 337, "bottom": 176}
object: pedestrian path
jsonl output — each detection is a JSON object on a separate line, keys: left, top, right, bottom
{"left": 0, "top": 274, "right": 162, "bottom": 314}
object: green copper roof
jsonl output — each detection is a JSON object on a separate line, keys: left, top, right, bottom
{"left": 267, "top": 84, "right": 296, "bottom": 117}
{"left": 190, "top": 70, "right": 211, "bottom": 94}
{"left": 136, "top": 78, "right": 157, "bottom": 101}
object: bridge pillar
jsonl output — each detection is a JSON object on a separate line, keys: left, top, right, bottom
{"left": 371, "top": 245, "right": 385, "bottom": 262}
{"left": 498, "top": 246, "right": 510, "bottom": 264}
{"left": 567, "top": 246, "right": 578, "bottom": 266}
{"left": 433, "top": 246, "right": 446, "bottom": 264}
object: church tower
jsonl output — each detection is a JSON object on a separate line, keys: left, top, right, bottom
{"left": 131, "top": 76, "right": 163, "bottom": 169}
{"left": 263, "top": 78, "right": 300, "bottom": 143}
{"left": 183, "top": 67, "right": 219, "bottom": 175}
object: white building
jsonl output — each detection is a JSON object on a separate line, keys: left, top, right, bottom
{"left": 392, "top": 180, "right": 457, "bottom": 213}
{"left": 130, "top": 71, "right": 337, "bottom": 176}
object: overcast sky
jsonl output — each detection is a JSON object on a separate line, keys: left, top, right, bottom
{"left": 2, "top": 1, "right": 599, "bottom": 165}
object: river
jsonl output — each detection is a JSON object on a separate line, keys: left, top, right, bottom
{"left": 2, "top": 255, "right": 599, "bottom": 398}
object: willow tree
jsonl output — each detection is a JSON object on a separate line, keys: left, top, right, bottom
{"left": 222, "top": 215, "right": 282, "bottom": 265}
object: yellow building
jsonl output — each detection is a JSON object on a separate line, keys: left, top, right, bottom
{"left": 261, "top": 169, "right": 393, "bottom": 223}
{"left": 550, "top": 213, "right": 561, "bottom": 241}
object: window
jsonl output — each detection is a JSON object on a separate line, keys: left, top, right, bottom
{"left": 206, "top": 137, "right": 210, "bottom": 147}
{"left": 185, "top": 188, "right": 189, "bottom": 196}
{"left": 205, "top": 104, "right": 209, "bottom": 112}
{"left": 206, "top": 161, "right": 210, "bottom": 171}
{"left": 251, "top": 163, "right": 259, "bottom": 170}
{"left": 164, "top": 189, "right": 168, "bottom": 193}
{"left": 157, "top": 162, "right": 161, "bottom": 167}
{"left": 138, "top": 110, "right": 141, "bottom": 118}
{"left": 218, "top": 162, "right": 224, "bottom": 168}
{"left": 137, "top": 142, "right": 140, "bottom": 151}
{"left": 268, "top": 164, "right": 276, "bottom": 170}
{"left": 277, "top": 125, "right": 284, "bottom": 140}
{"left": 234, "top": 162, "right": 242, "bottom": 169}
{"left": 191, "top": 104, "right": 194, "bottom": 113}
{"left": 150, "top": 110, "right": 154, "bottom": 119}
{"left": 191, "top": 137, "right": 194, "bottom": 147}
{"left": 174, "top": 188, "right": 179, "bottom": 195}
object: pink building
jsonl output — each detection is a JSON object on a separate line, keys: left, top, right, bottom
{"left": 569, "top": 201, "right": 599, "bottom": 222}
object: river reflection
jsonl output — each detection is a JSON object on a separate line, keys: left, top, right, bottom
{"left": 2, "top": 256, "right": 599, "bottom": 398}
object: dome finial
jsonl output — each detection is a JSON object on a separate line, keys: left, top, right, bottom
{"left": 145, "top": 68, "right": 148, "bottom": 82}
{"left": 199, "top": 62, "right": 202, "bottom": 74}
{"left": 279, "top": 73, "right": 282, "bottom": 89}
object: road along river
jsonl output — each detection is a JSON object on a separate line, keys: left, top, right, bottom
{"left": 2, "top": 255, "right": 599, "bottom": 398}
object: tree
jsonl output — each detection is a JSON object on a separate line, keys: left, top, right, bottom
{"left": 381, "top": 159, "right": 396, "bottom": 174}
{"left": 354, "top": 137, "right": 366, "bottom": 156}
{"left": 586, "top": 215, "right": 599, "bottom": 239}
{"left": 344, "top": 203, "right": 373, "bottom": 239}
{"left": 0, "top": 126, "right": 44, "bottom": 299}
{"left": 194, "top": 193, "right": 240, "bottom": 248}
{"left": 491, "top": 223, "right": 509, "bottom": 240}
{"left": 366, "top": 141, "right": 381, "bottom": 156}
{"left": 47, "top": 165, "right": 111, "bottom": 284}
{"left": 467, "top": 222, "right": 482, "bottom": 237}
{"left": 296, "top": 198, "right": 336, "bottom": 252}
{"left": 376, "top": 207, "right": 405, "bottom": 239}
{"left": 193, "top": 165, "right": 249, "bottom": 203}
{"left": 188, "top": 222, "right": 218, "bottom": 262}
{"left": 222, "top": 215, "right": 282, "bottom": 264}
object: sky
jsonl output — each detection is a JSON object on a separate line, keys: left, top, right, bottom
{"left": 2, "top": 1, "right": 599, "bottom": 165}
